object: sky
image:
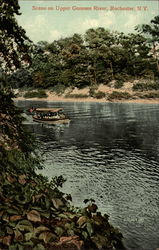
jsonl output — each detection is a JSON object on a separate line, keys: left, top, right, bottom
{"left": 17, "top": 0, "right": 159, "bottom": 43}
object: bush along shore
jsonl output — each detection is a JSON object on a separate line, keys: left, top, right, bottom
{"left": 14, "top": 79, "right": 159, "bottom": 103}
{"left": 0, "top": 89, "right": 126, "bottom": 250}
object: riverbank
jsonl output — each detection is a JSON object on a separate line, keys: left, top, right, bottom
{"left": 14, "top": 95, "right": 159, "bottom": 104}
{"left": 14, "top": 82, "right": 159, "bottom": 104}
{"left": 14, "top": 92, "right": 159, "bottom": 104}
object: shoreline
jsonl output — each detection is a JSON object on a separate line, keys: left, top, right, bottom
{"left": 14, "top": 96, "right": 159, "bottom": 104}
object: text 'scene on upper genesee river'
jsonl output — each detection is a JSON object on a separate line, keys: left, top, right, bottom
{"left": 32, "top": 5, "right": 148, "bottom": 11}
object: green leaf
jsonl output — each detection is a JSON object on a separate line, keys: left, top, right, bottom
{"left": 29, "top": 206, "right": 45, "bottom": 213}
{"left": 9, "top": 244, "right": 23, "bottom": 250}
{"left": 6, "top": 208, "right": 19, "bottom": 215}
{"left": 6, "top": 226, "right": 14, "bottom": 235}
{"left": 40, "top": 211, "right": 50, "bottom": 219}
{"left": 44, "top": 196, "right": 50, "bottom": 209}
{"left": 67, "top": 229, "right": 74, "bottom": 236}
{"left": 33, "top": 244, "right": 45, "bottom": 250}
{"left": 21, "top": 241, "right": 34, "bottom": 247}
{"left": 67, "top": 213, "right": 77, "bottom": 219}
{"left": 82, "top": 231, "right": 88, "bottom": 239}
{"left": 52, "top": 198, "right": 64, "bottom": 209}
{"left": 77, "top": 216, "right": 87, "bottom": 228}
{"left": 16, "top": 220, "right": 33, "bottom": 232}
{"left": 14, "top": 230, "right": 24, "bottom": 241}
{"left": 58, "top": 213, "right": 68, "bottom": 219}
{"left": 25, "top": 232, "right": 34, "bottom": 241}
{"left": 39, "top": 231, "right": 56, "bottom": 243}
{"left": 2, "top": 213, "right": 10, "bottom": 222}
{"left": 54, "top": 226, "right": 64, "bottom": 237}
{"left": 86, "top": 222, "right": 94, "bottom": 236}
{"left": 34, "top": 226, "right": 50, "bottom": 236}
{"left": 27, "top": 210, "right": 41, "bottom": 222}
{"left": 64, "top": 223, "right": 73, "bottom": 230}
{"left": 8, "top": 221, "right": 17, "bottom": 228}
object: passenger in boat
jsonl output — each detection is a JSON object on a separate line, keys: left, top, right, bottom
{"left": 29, "top": 107, "right": 36, "bottom": 113}
{"left": 29, "top": 107, "right": 34, "bottom": 113}
{"left": 37, "top": 113, "right": 42, "bottom": 118}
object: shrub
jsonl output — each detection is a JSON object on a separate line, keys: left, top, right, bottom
{"left": 65, "top": 93, "right": 88, "bottom": 98}
{"left": 93, "top": 91, "right": 106, "bottom": 99}
{"left": 143, "top": 92, "right": 159, "bottom": 99}
{"left": 132, "top": 82, "right": 148, "bottom": 91}
{"left": 89, "top": 86, "right": 98, "bottom": 97}
{"left": 133, "top": 81, "right": 159, "bottom": 91}
{"left": 114, "top": 73, "right": 131, "bottom": 83}
{"left": 50, "top": 84, "right": 67, "bottom": 96}
{"left": 0, "top": 150, "right": 125, "bottom": 250}
{"left": 24, "top": 90, "right": 48, "bottom": 98}
{"left": 114, "top": 80, "right": 124, "bottom": 89}
{"left": 107, "top": 91, "right": 132, "bottom": 100}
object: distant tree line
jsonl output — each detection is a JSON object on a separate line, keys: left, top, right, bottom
{"left": 8, "top": 16, "right": 159, "bottom": 89}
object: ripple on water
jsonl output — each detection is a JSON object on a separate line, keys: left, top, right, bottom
{"left": 18, "top": 100, "right": 159, "bottom": 250}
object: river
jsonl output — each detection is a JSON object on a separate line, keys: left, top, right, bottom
{"left": 16, "top": 100, "right": 159, "bottom": 250}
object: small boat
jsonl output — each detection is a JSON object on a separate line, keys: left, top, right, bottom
{"left": 32, "top": 108, "right": 70, "bottom": 125}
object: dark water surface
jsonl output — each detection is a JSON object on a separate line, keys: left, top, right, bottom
{"left": 17, "top": 100, "right": 159, "bottom": 250}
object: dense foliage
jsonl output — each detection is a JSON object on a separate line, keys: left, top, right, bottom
{"left": 8, "top": 16, "right": 159, "bottom": 90}
{"left": 136, "top": 15, "right": 159, "bottom": 73}
{"left": 23, "top": 90, "right": 48, "bottom": 99}
{"left": 0, "top": 0, "right": 32, "bottom": 70}
{"left": 0, "top": 149, "right": 125, "bottom": 250}
{"left": 0, "top": 85, "right": 35, "bottom": 153}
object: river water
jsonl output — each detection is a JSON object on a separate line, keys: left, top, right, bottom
{"left": 17, "top": 100, "right": 159, "bottom": 250}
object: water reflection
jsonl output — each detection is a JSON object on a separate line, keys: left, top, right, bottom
{"left": 16, "top": 100, "right": 159, "bottom": 250}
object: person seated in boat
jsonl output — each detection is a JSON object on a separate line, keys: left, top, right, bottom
{"left": 60, "top": 113, "right": 65, "bottom": 118}
{"left": 37, "top": 113, "right": 43, "bottom": 118}
{"left": 58, "top": 110, "right": 65, "bottom": 118}
{"left": 50, "top": 112, "right": 59, "bottom": 119}
{"left": 29, "top": 107, "right": 34, "bottom": 113}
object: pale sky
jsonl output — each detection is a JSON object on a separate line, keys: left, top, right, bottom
{"left": 17, "top": 0, "right": 158, "bottom": 43}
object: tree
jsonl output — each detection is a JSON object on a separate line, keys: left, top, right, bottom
{"left": 136, "top": 15, "right": 159, "bottom": 73}
{"left": 8, "top": 68, "right": 32, "bottom": 88}
{"left": 118, "top": 33, "right": 151, "bottom": 78}
{"left": 0, "top": 0, "right": 34, "bottom": 151}
{"left": 0, "top": 0, "right": 32, "bottom": 70}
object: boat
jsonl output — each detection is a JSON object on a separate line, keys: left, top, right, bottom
{"left": 32, "top": 108, "right": 70, "bottom": 124}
